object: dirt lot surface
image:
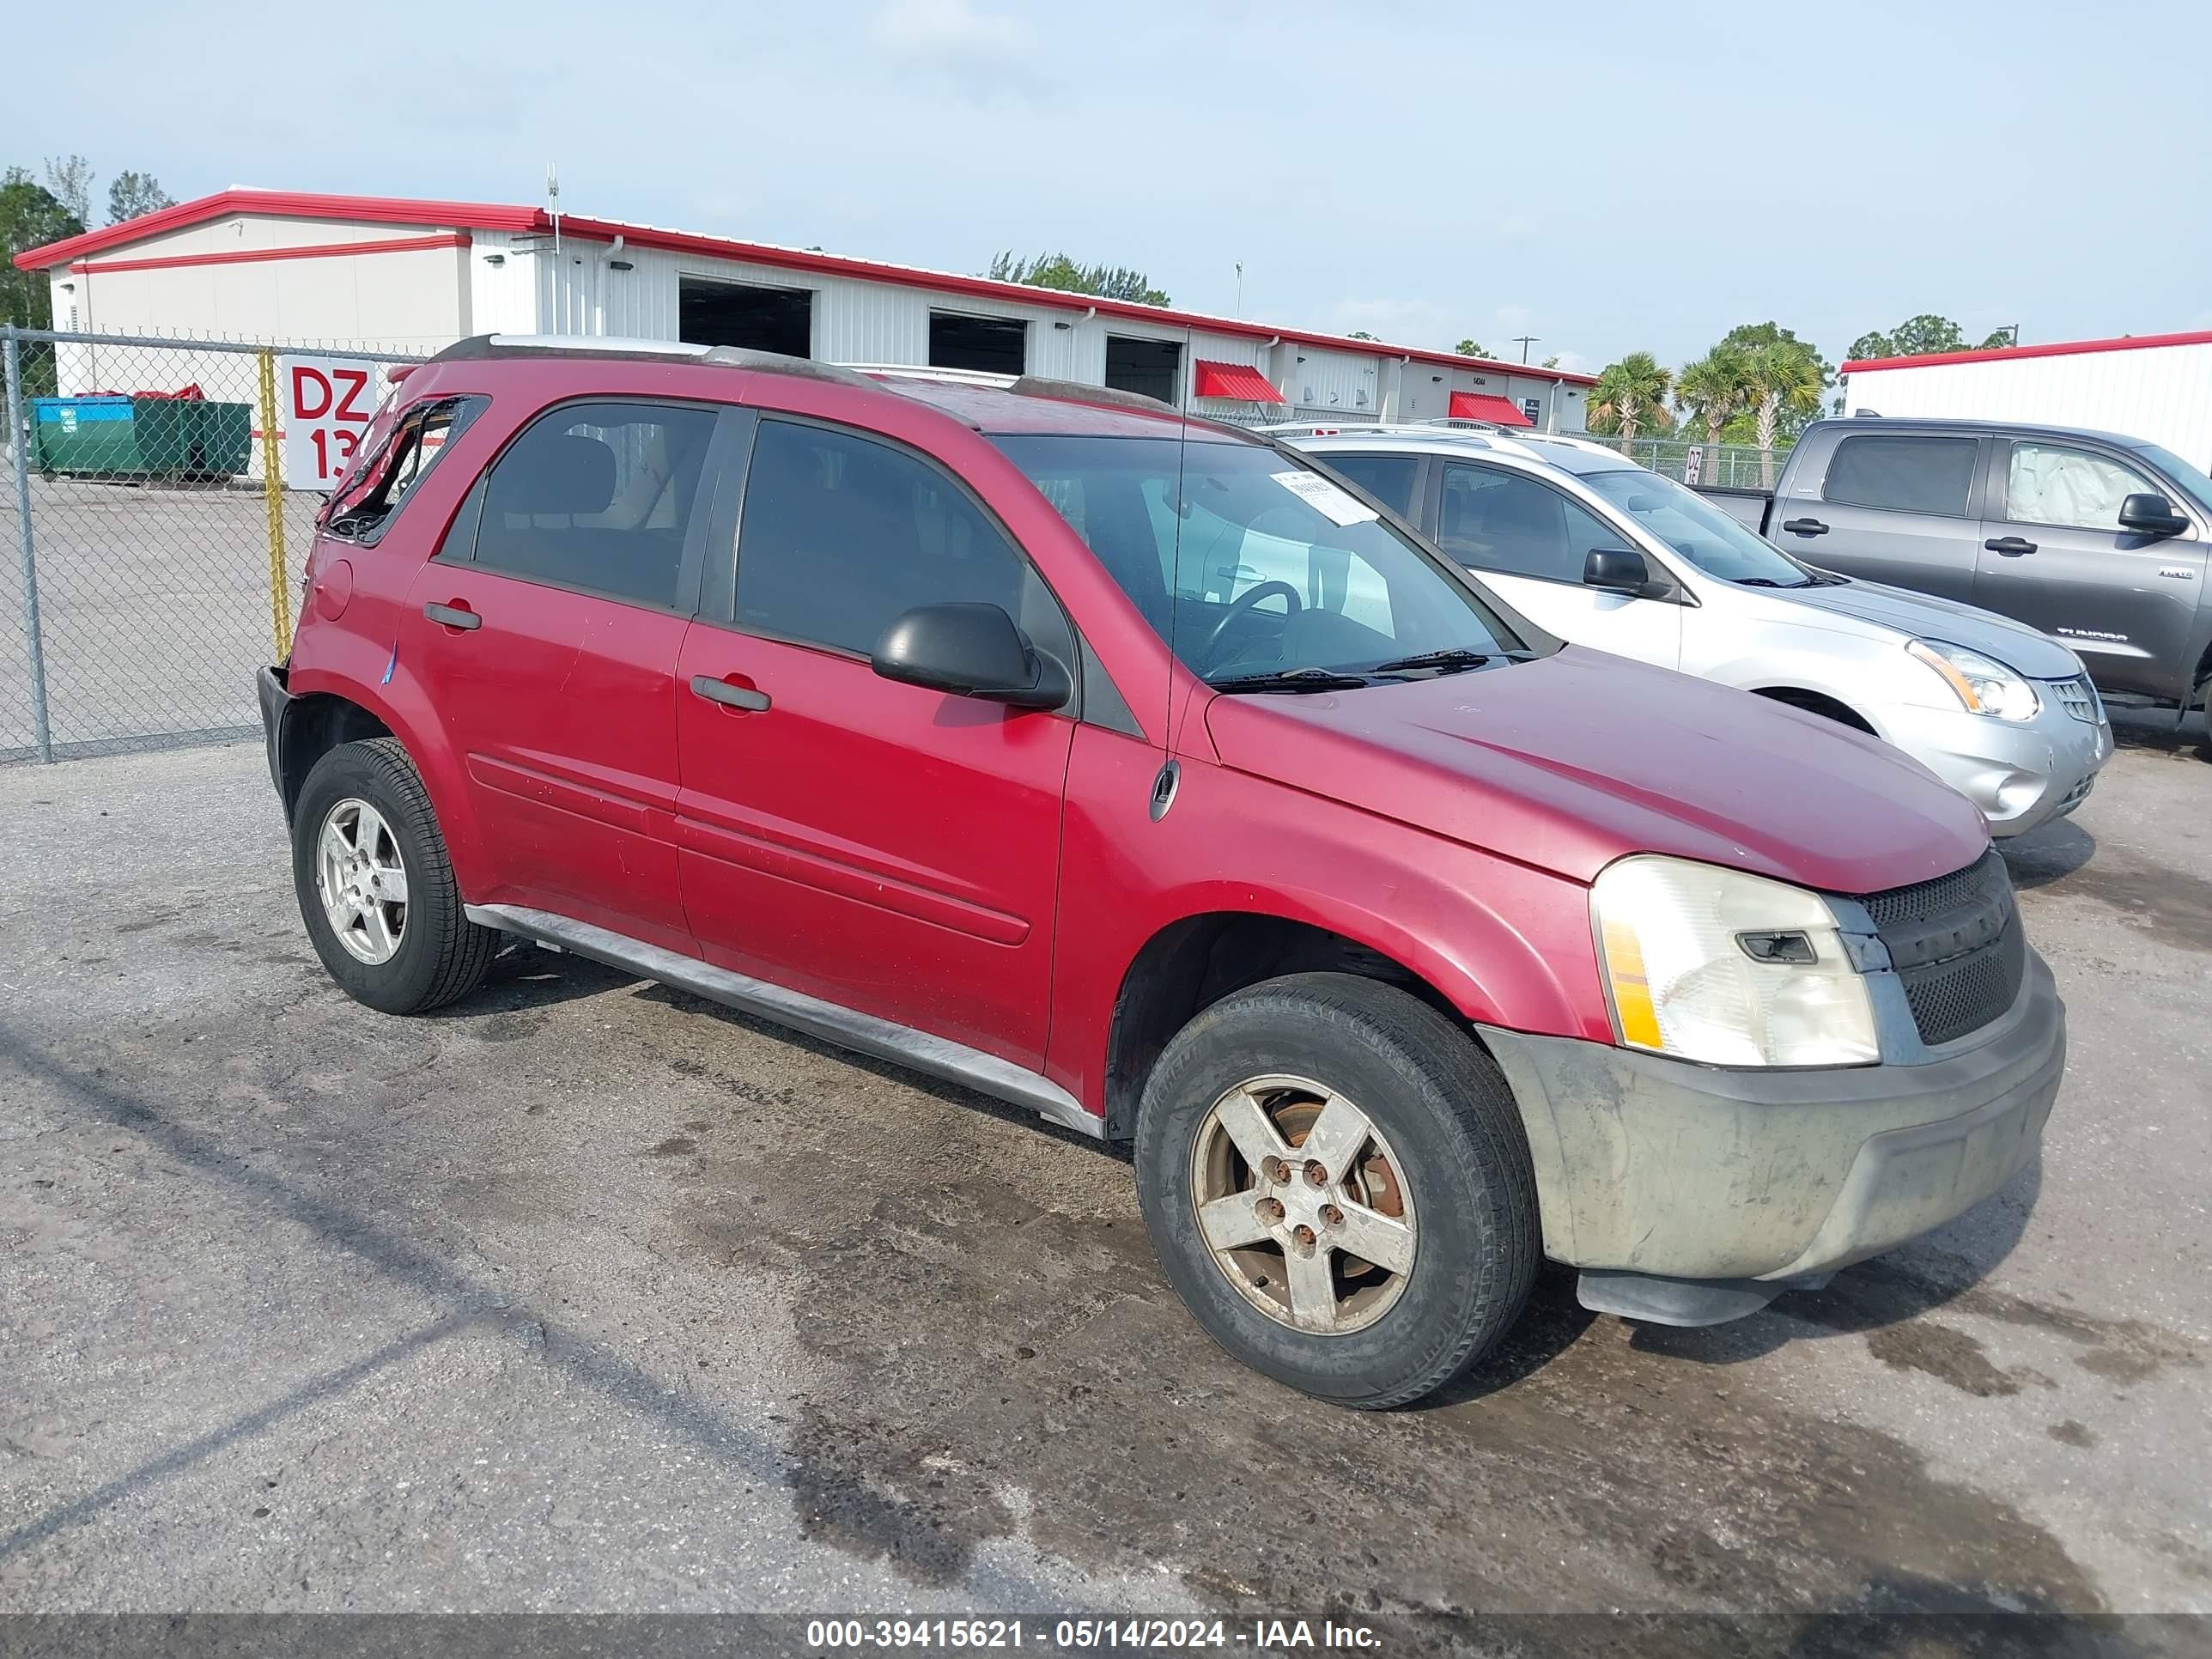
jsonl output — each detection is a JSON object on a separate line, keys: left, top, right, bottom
{"left": 3, "top": 716, "right": 2207, "bottom": 1654}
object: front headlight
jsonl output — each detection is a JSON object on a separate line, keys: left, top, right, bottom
{"left": 1907, "top": 639, "right": 2040, "bottom": 720}
{"left": 1592, "top": 855, "right": 1879, "bottom": 1067}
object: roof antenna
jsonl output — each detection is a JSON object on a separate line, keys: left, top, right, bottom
{"left": 546, "top": 163, "right": 562, "bottom": 332}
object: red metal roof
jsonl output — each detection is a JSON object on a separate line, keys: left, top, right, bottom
{"left": 1449, "top": 391, "right": 1534, "bottom": 426}
{"left": 13, "top": 188, "right": 1600, "bottom": 387}
{"left": 1192, "top": 360, "right": 1286, "bottom": 403}
{"left": 1843, "top": 328, "right": 2212, "bottom": 374}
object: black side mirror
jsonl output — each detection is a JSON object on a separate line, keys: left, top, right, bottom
{"left": 2118, "top": 492, "right": 2189, "bottom": 538}
{"left": 871, "top": 602, "right": 1070, "bottom": 710}
{"left": 1583, "top": 547, "right": 1670, "bottom": 599}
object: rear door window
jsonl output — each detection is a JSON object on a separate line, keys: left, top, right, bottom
{"left": 1823, "top": 434, "right": 1980, "bottom": 516}
{"left": 1319, "top": 452, "right": 1422, "bottom": 520}
{"left": 470, "top": 402, "right": 717, "bottom": 609}
{"left": 1437, "top": 464, "right": 1615, "bottom": 583}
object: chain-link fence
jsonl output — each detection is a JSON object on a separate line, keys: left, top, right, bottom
{"left": 1575, "top": 434, "right": 1794, "bottom": 490}
{"left": 1, "top": 327, "right": 424, "bottom": 764}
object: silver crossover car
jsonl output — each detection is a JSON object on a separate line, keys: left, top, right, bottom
{"left": 1279, "top": 425, "right": 2112, "bottom": 837}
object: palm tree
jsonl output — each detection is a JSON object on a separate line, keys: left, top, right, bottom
{"left": 1589, "top": 352, "right": 1673, "bottom": 445}
{"left": 1745, "top": 341, "right": 1826, "bottom": 486}
{"left": 1674, "top": 348, "right": 1750, "bottom": 482}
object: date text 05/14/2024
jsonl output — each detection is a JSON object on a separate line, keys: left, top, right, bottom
{"left": 802, "top": 1617, "right": 1382, "bottom": 1650}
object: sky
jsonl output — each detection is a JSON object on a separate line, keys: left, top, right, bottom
{"left": 10, "top": 0, "right": 2210, "bottom": 376}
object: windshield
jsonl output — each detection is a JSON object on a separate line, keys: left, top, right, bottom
{"left": 1580, "top": 467, "right": 1824, "bottom": 587}
{"left": 2127, "top": 441, "right": 2212, "bottom": 514}
{"left": 990, "top": 434, "right": 1533, "bottom": 688}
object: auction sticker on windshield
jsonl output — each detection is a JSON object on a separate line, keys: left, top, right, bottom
{"left": 1271, "top": 470, "right": 1378, "bottom": 527}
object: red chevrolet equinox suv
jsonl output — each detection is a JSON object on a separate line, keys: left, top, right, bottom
{"left": 258, "top": 336, "right": 2065, "bottom": 1407}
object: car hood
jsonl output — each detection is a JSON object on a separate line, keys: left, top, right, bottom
{"left": 1783, "top": 576, "right": 2081, "bottom": 678}
{"left": 1201, "top": 647, "right": 1990, "bottom": 894}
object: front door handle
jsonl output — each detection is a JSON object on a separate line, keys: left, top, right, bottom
{"left": 1780, "top": 518, "right": 1828, "bottom": 537}
{"left": 1984, "top": 536, "right": 2039, "bottom": 557}
{"left": 423, "top": 601, "right": 481, "bottom": 630}
{"left": 690, "top": 674, "right": 771, "bottom": 713}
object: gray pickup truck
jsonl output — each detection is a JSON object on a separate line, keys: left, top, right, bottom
{"left": 1700, "top": 416, "right": 2212, "bottom": 734}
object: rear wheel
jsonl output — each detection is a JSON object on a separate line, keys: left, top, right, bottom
{"left": 1134, "top": 973, "right": 1539, "bottom": 1408}
{"left": 291, "top": 738, "right": 495, "bottom": 1014}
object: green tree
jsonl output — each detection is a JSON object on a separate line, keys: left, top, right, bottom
{"left": 1455, "top": 338, "right": 1488, "bottom": 358}
{"left": 1674, "top": 347, "right": 1750, "bottom": 465}
{"left": 107, "top": 170, "right": 174, "bottom": 224}
{"left": 1712, "top": 320, "right": 1832, "bottom": 445}
{"left": 1588, "top": 351, "right": 1673, "bottom": 441}
{"left": 2, "top": 167, "right": 84, "bottom": 331}
{"left": 44, "top": 154, "right": 94, "bottom": 223}
{"left": 1847, "top": 313, "right": 2013, "bottom": 362}
{"left": 1346, "top": 330, "right": 1377, "bottom": 340}
{"left": 1744, "top": 339, "right": 1826, "bottom": 485}
{"left": 987, "top": 250, "right": 1170, "bottom": 307}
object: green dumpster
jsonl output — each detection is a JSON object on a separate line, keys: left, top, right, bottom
{"left": 29, "top": 393, "right": 253, "bottom": 481}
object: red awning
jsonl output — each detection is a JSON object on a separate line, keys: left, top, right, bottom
{"left": 1193, "top": 360, "right": 1287, "bottom": 403}
{"left": 1448, "top": 392, "right": 1534, "bottom": 426}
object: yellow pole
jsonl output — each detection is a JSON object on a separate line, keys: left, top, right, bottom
{"left": 258, "top": 349, "right": 291, "bottom": 659}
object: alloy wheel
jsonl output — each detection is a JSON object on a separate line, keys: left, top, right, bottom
{"left": 1188, "top": 1074, "right": 1418, "bottom": 1334}
{"left": 314, "top": 797, "right": 410, "bottom": 965}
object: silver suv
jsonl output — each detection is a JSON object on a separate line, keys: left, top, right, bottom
{"left": 1276, "top": 422, "right": 2111, "bottom": 838}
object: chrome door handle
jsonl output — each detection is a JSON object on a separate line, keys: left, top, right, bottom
{"left": 690, "top": 675, "right": 770, "bottom": 712}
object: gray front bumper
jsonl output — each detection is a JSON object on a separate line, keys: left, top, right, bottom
{"left": 1479, "top": 951, "right": 2063, "bottom": 1292}
{"left": 1885, "top": 695, "right": 2111, "bottom": 838}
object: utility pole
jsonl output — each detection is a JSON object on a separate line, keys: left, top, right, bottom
{"left": 1234, "top": 262, "right": 1243, "bottom": 319}
{"left": 1512, "top": 335, "right": 1539, "bottom": 363}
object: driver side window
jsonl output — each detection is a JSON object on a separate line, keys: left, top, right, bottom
{"left": 1438, "top": 465, "right": 1613, "bottom": 583}
{"left": 2006, "top": 443, "right": 2154, "bottom": 531}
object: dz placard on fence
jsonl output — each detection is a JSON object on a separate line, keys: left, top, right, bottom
{"left": 278, "top": 356, "right": 379, "bottom": 489}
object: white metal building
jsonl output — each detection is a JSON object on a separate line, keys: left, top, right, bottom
{"left": 1843, "top": 329, "right": 2212, "bottom": 467}
{"left": 15, "top": 188, "right": 1595, "bottom": 429}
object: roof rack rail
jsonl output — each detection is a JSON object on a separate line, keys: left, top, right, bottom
{"left": 424, "top": 334, "right": 878, "bottom": 389}
{"left": 840, "top": 362, "right": 1018, "bottom": 387}
{"left": 1008, "top": 375, "right": 1178, "bottom": 416}
{"left": 1257, "top": 419, "right": 1499, "bottom": 441}
{"left": 427, "top": 333, "right": 714, "bottom": 363}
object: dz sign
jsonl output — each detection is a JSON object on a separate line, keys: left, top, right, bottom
{"left": 279, "top": 356, "right": 378, "bottom": 489}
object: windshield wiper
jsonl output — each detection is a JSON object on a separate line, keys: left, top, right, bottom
{"left": 1364, "top": 647, "right": 1493, "bottom": 675}
{"left": 1209, "top": 666, "right": 1374, "bottom": 695}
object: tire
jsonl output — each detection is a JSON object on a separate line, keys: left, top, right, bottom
{"left": 291, "top": 737, "right": 496, "bottom": 1015}
{"left": 1134, "top": 972, "right": 1539, "bottom": 1409}
{"left": 2197, "top": 679, "right": 2212, "bottom": 762}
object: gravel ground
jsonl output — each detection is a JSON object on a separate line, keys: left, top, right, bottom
{"left": 1, "top": 714, "right": 2206, "bottom": 1653}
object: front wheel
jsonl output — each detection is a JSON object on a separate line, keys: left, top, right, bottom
{"left": 1134, "top": 973, "right": 1539, "bottom": 1408}
{"left": 291, "top": 738, "right": 496, "bottom": 1014}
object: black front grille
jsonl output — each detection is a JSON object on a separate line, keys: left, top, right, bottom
{"left": 1860, "top": 848, "right": 2026, "bottom": 1047}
